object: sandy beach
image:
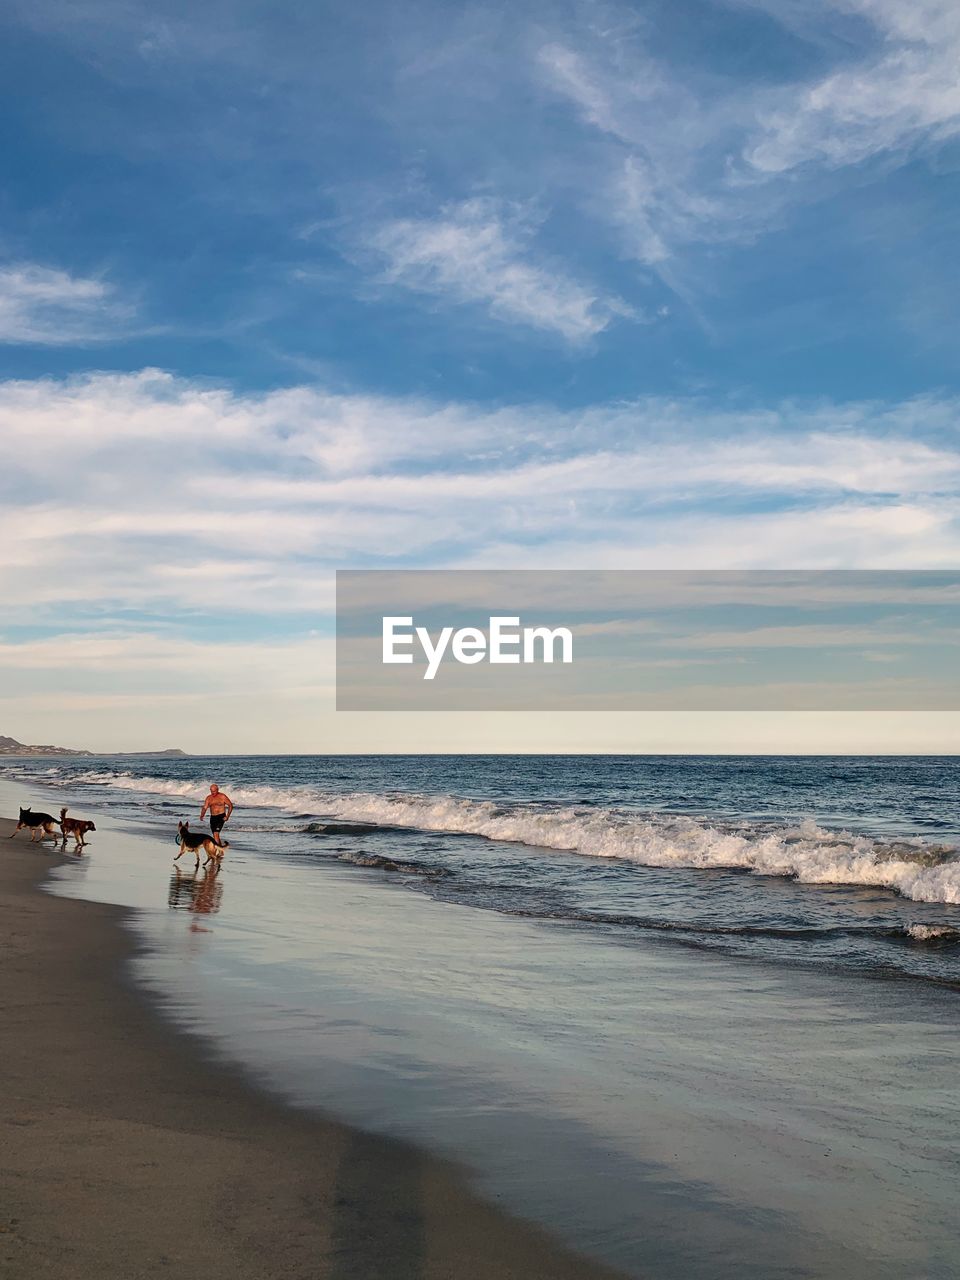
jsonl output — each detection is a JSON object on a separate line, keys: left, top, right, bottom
{"left": 0, "top": 817, "right": 627, "bottom": 1280}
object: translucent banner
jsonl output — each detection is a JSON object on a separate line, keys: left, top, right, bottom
{"left": 336, "top": 570, "right": 960, "bottom": 711}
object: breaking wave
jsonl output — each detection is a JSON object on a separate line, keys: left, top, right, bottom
{"left": 66, "top": 770, "right": 319, "bottom": 812}
{"left": 315, "top": 793, "right": 960, "bottom": 906}
{"left": 906, "top": 924, "right": 960, "bottom": 943}
{"left": 35, "top": 768, "right": 960, "bottom": 905}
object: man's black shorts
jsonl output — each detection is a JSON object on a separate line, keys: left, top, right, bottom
{"left": 210, "top": 813, "right": 226, "bottom": 837}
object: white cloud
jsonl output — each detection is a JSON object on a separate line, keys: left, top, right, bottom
{"left": 0, "top": 629, "right": 333, "bottom": 691}
{"left": 10, "top": 3, "right": 958, "bottom": 338}
{"left": 226, "top": 430, "right": 960, "bottom": 507}
{"left": 9, "top": 363, "right": 960, "bottom": 740}
{"left": 536, "top": 0, "right": 960, "bottom": 281}
{"left": 536, "top": 38, "right": 748, "bottom": 273}
{"left": 0, "top": 263, "right": 133, "bottom": 345}
{"left": 1, "top": 370, "right": 959, "bottom": 627}
{"left": 745, "top": 0, "right": 960, "bottom": 174}
{"left": 0, "top": 353, "right": 955, "bottom": 753}
{"left": 365, "top": 198, "right": 634, "bottom": 341}
{"left": 449, "top": 498, "right": 960, "bottom": 573}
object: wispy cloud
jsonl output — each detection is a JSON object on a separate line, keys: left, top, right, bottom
{"left": 0, "top": 263, "right": 133, "bottom": 345}
{"left": 744, "top": 0, "right": 960, "bottom": 173}
{"left": 364, "top": 198, "right": 634, "bottom": 341}
{"left": 7, "top": 1, "right": 958, "bottom": 353}
{"left": 536, "top": 0, "right": 960, "bottom": 288}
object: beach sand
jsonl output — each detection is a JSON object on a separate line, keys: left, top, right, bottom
{"left": 0, "top": 818, "right": 627, "bottom": 1280}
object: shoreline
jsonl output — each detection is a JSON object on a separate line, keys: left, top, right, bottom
{"left": 0, "top": 818, "right": 627, "bottom": 1280}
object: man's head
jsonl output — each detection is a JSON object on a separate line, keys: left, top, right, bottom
{"left": 209, "top": 784, "right": 219, "bottom": 795}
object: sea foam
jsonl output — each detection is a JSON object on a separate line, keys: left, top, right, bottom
{"left": 53, "top": 769, "right": 960, "bottom": 905}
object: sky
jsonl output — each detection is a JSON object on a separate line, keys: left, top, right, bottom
{"left": 0, "top": 0, "right": 959, "bottom": 753}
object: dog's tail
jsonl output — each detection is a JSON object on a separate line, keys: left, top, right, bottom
{"left": 60, "top": 807, "right": 68, "bottom": 821}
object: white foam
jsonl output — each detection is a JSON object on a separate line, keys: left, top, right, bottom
{"left": 40, "top": 768, "right": 960, "bottom": 906}
{"left": 317, "top": 792, "right": 960, "bottom": 904}
{"left": 68, "top": 770, "right": 318, "bottom": 812}
{"left": 906, "top": 923, "right": 960, "bottom": 941}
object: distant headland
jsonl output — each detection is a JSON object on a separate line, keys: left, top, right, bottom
{"left": 0, "top": 734, "right": 187, "bottom": 758}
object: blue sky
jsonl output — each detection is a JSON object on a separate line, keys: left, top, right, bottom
{"left": 1, "top": 0, "right": 959, "bottom": 751}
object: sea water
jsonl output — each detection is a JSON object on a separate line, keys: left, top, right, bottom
{"left": 3, "top": 755, "right": 959, "bottom": 1277}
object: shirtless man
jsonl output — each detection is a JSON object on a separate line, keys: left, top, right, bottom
{"left": 200, "top": 783, "right": 234, "bottom": 846}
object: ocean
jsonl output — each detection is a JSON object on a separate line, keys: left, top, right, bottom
{"left": 3, "top": 754, "right": 959, "bottom": 1277}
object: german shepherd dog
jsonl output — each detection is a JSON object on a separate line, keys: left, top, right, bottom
{"left": 59, "top": 807, "right": 96, "bottom": 849}
{"left": 9, "top": 806, "right": 58, "bottom": 842}
{"left": 175, "top": 820, "right": 228, "bottom": 868}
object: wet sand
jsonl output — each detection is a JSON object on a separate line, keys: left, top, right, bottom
{"left": 0, "top": 818, "right": 628, "bottom": 1280}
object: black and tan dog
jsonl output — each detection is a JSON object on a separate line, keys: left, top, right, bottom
{"left": 175, "top": 820, "right": 228, "bottom": 868}
{"left": 59, "top": 807, "right": 96, "bottom": 849}
{"left": 9, "top": 806, "right": 58, "bottom": 842}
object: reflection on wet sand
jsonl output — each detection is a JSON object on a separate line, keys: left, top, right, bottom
{"left": 168, "top": 865, "right": 224, "bottom": 917}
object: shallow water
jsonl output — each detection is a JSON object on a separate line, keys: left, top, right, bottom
{"left": 10, "top": 754, "right": 960, "bottom": 984}
{"left": 3, "top": 758, "right": 960, "bottom": 1277}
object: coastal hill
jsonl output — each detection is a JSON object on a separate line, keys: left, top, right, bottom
{"left": 0, "top": 735, "right": 187, "bottom": 758}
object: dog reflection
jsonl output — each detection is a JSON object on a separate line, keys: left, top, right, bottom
{"left": 168, "top": 865, "right": 224, "bottom": 916}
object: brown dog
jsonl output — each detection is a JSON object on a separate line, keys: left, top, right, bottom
{"left": 59, "top": 807, "right": 96, "bottom": 849}
{"left": 175, "top": 820, "right": 228, "bottom": 868}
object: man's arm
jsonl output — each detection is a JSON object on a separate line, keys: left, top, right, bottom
{"left": 200, "top": 796, "right": 210, "bottom": 819}
{"left": 223, "top": 796, "right": 234, "bottom": 821}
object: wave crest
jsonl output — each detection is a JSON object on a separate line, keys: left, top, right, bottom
{"left": 318, "top": 795, "right": 960, "bottom": 905}
{"left": 906, "top": 923, "right": 960, "bottom": 942}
